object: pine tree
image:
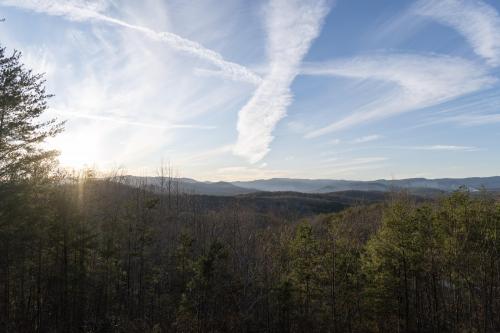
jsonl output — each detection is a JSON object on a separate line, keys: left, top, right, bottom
{"left": 289, "top": 222, "right": 323, "bottom": 330}
{"left": 0, "top": 46, "right": 62, "bottom": 181}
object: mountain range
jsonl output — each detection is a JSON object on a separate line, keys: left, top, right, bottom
{"left": 123, "top": 176, "right": 500, "bottom": 196}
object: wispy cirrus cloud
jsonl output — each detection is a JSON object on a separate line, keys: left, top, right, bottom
{"left": 441, "top": 113, "right": 500, "bottom": 126}
{"left": 321, "top": 156, "right": 388, "bottom": 166}
{"left": 383, "top": 144, "right": 481, "bottom": 152}
{"left": 0, "top": 0, "right": 262, "bottom": 85}
{"left": 49, "top": 109, "right": 216, "bottom": 130}
{"left": 316, "top": 156, "right": 389, "bottom": 177}
{"left": 213, "top": 165, "right": 290, "bottom": 181}
{"left": 232, "top": 0, "right": 331, "bottom": 163}
{"left": 304, "top": 53, "right": 496, "bottom": 138}
{"left": 412, "top": 0, "right": 500, "bottom": 67}
{"left": 410, "top": 145, "right": 480, "bottom": 152}
{"left": 352, "top": 134, "right": 381, "bottom": 144}
{"left": 177, "top": 144, "right": 234, "bottom": 165}
{"left": 329, "top": 138, "right": 341, "bottom": 145}
{"left": 419, "top": 111, "right": 500, "bottom": 128}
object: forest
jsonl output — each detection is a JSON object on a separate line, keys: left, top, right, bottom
{"left": 1, "top": 46, "right": 500, "bottom": 333}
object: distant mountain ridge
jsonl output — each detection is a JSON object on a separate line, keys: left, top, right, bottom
{"left": 122, "top": 176, "right": 256, "bottom": 196}
{"left": 233, "top": 177, "right": 500, "bottom": 194}
{"left": 122, "top": 176, "right": 500, "bottom": 196}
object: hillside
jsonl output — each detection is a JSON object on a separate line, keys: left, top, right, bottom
{"left": 233, "top": 176, "right": 500, "bottom": 193}
{"left": 117, "top": 179, "right": 392, "bottom": 219}
{"left": 123, "top": 175, "right": 500, "bottom": 196}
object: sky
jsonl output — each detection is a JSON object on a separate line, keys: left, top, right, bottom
{"left": 1, "top": 0, "right": 500, "bottom": 181}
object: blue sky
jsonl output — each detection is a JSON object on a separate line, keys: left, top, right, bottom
{"left": 1, "top": 0, "right": 499, "bottom": 180}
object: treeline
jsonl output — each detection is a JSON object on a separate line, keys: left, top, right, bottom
{"left": 1, "top": 174, "right": 499, "bottom": 332}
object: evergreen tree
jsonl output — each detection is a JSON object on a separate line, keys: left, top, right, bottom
{"left": 0, "top": 46, "right": 62, "bottom": 181}
{"left": 289, "top": 222, "right": 323, "bottom": 330}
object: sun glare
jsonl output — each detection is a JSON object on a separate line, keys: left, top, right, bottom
{"left": 52, "top": 135, "right": 100, "bottom": 169}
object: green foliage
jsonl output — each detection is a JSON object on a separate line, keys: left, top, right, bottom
{"left": 362, "top": 192, "right": 500, "bottom": 332}
{"left": 2, "top": 174, "right": 500, "bottom": 332}
{"left": 0, "top": 46, "right": 62, "bottom": 181}
{"left": 176, "top": 241, "right": 240, "bottom": 332}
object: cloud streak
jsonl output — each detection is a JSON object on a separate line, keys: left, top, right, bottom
{"left": 49, "top": 109, "right": 216, "bottom": 130}
{"left": 352, "top": 134, "right": 381, "bottom": 144}
{"left": 412, "top": 0, "right": 500, "bottom": 67}
{"left": 304, "top": 53, "right": 496, "bottom": 137}
{"left": 0, "top": 0, "right": 262, "bottom": 85}
{"left": 321, "top": 156, "right": 388, "bottom": 167}
{"left": 233, "top": 0, "right": 331, "bottom": 163}
{"left": 426, "top": 113, "right": 500, "bottom": 127}
{"left": 410, "top": 145, "right": 480, "bottom": 152}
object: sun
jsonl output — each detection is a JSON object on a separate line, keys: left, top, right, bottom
{"left": 49, "top": 133, "right": 101, "bottom": 169}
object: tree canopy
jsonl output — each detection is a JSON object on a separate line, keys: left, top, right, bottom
{"left": 0, "top": 46, "right": 62, "bottom": 181}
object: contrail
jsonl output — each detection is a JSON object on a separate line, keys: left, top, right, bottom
{"left": 49, "top": 109, "right": 216, "bottom": 130}
{"left": 0, "top": 0, "right": 262, "bottom": 85}
{"left": 233, "top": 0, "right": 331, "bottom": 163}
